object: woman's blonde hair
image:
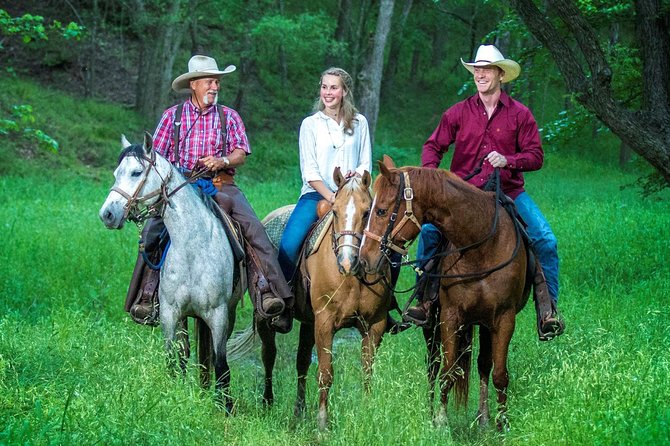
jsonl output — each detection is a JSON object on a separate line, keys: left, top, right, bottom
{"left": 314, "top": 67, "right": 357, "bottom": 135}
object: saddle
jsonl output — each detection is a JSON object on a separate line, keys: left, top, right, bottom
{"left": 297, "top": 210, "right": 333, "bottom": 299}
{"left": 260, "top": 203, "right": 333, "bottom": 316}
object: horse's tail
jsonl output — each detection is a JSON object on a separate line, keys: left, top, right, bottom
{"left": 453, "top": 324, "right": 473, "bottom": 407}
{"left": 226, "top": 322, "right": 258, "bottom": 361}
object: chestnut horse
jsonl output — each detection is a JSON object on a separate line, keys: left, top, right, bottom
{"left": 307, "top": 168, "right": 393, "bottom": 430}
{"left": 253, "top": 168, "right": 393, "bottom": 430}
{"left": 360, "top": 156, "right": 531, "bottom": 430}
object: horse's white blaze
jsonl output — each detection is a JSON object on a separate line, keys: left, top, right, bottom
{"left": 360, "top": 196, "right": 377, "bottom": 249}
{"left": 338, "top": 196, "right": 357, "bottom": 268}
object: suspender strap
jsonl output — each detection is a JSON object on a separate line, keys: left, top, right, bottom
{"left": 173, "top": 103, "right": 184, "bottom": 167}
{"left": 217, "top": 105, "right": 228, "bottom": 154}
{"left": 172, "top": 103, "right": 228, "bottom": 168}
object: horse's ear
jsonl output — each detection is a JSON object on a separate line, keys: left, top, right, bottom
{"left": 362, "top": 170, "right": 371, "bottom": 188}
{"left": 143, "top": 131, "right": 153, "bottom": 155}
{"left": 378, "top": 159, "right": 395, "bottom": 182}
{"left": 382, "top": 154, "right": 396, "bottom": 169}
{"left": 333, "top": 166, "right": 345, "bottom": 188}
{"left": 121, "top": 134, "right": 131, "bottom": 149}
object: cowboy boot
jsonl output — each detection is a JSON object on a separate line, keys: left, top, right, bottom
{"left": 403, "top": 274, "right": 440, "bottom": 326}
{"left": 245, "top": 243, "right": 285, "bottom": 318}
{"left": 533, "top": 265, "right": 565, "bottom": 341}
{"left": 129, "top": 263, "right": 160, "bottom": 325}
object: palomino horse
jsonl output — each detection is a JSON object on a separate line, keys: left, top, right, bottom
{"left": 251, "top": 168, "right": 392, "bottom": 430}
{"left": 99, "top": 132, "right": 244, "bottom": 412}
{"left": 360, "top": 156, "right": 531, "bottom": 430}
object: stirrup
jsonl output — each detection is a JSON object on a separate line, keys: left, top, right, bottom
{"left": 538, "top": 312, "right": 565, "bottom": 341}
{"left": 386, "top": 314, "right": 411, "bottom": 335}
{"left": 402, "top": 303, "right": 431, "bottom": 327}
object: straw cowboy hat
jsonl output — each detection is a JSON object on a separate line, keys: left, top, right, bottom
{"left": 172, "top": 55, "right": 236, "bottom": 94}
{"left": 461, "top": 45, "right": 521, "bottom": 83}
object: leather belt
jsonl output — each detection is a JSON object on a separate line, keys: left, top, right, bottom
{"left": 181, "top": 169, "right": 235, "bottom": 190}
{"left": 182, "top": 169, "right": 214, "bottom": 179}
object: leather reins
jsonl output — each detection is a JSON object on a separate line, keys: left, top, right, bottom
{"left": 110, "top": 149, "right": 209, "bottom": 224}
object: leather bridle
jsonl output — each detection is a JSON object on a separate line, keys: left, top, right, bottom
{"left": 110, "top": 149, "right": 208, "bottom": 224}
{"left": 363, "top": 171, "right": 422, "bottom": 261}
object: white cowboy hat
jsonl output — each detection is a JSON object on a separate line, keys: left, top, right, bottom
{"left": 171, "top": 55, "right": 236, "bottom": 94}
{"left": 460, "top": 45, "right": 521, "bottom": 83}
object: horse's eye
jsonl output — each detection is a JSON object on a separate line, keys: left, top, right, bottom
{"left": 376, "top": 208, "right": 387, "bottom": 217}
{"left": 332, "top": 210, "right": 338, "bottom": 218}
{"left": 362, "top": 209, "right": 370, "bottom": 220}
{"left": 131, "top": 170, "right": 143, "bottom": 177}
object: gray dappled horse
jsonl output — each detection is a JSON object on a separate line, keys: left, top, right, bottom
{"left": 99, "top": 132, "right": 245, "bottom": 412}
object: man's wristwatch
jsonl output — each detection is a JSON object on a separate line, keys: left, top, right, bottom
{"left": 222, "top": 156, "right": 230, "bottom": 167}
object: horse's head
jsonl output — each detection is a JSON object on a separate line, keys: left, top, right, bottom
{"left": 330, "top": 167, "right": 372, "bottom": 276}
{"left": 99, "top": 132, "right": 170, "bottom": 229}
{"left": 360, "top": 155, "right": 422, "bottom": 274}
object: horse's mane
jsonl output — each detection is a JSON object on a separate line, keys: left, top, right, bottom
{"left": 375, "top": 166, "right": 492, "bottom": 216}
{"left": 407, "top": 167, "right": 485, "bottom": 199}
{"left": 117, "top": 144, "right": 145, "bottom": 166}
{"left": 340, "top": 174, "right": 369, "bottom": 196}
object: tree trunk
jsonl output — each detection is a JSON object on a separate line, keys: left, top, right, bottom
{"left": 133, "top": 0, "right": 189, "bottom": 123}
{"left": 327, "top": 0, "right": 353, "bottom": 67}
{"left": 357, "top": 0, "right": 395, "bottom": 146}
{"left": 381, "top": 0, "right": 413, "bottom": 99}
{"left": 508, "top": 0, "right": 670, "bottom": 186}
{"left": 351, "top": 0, "right": 373, "bottom": 86}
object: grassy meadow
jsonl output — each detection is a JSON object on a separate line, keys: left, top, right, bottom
{"left": 1, "top": 77, "right": 670, "bottom": 445}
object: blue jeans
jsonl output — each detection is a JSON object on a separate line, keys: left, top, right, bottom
{"left": 278, "top": 192, "right": 322, "bottom": 281}
{"left": 416, "top": 191, "right": 559, "bottom": 302}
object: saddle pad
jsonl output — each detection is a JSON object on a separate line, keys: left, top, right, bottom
{"left": 261, "top": 204, "right": 332, "bottom": 257}
{"left": 305, "top": 212, "right": 332, "bottom": 258}
{"left": 262, "top": 204, "right": 295, "bottom": 249}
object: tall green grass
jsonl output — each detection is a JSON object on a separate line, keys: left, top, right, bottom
{"left": 1, "top": 77, "right": 669, "bottom": 445}
{"left": 1, "top": 152, "right": 669, "bottom": 445}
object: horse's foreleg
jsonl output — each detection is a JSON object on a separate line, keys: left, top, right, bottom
{"left": 491, "top": 313, "right": 515, "bottom": 432}
{"left": 256, "top": 317, "right": 277, "bottom": 406}
{"left": 196, "top": 318, "right": 213, "bottom": 389}
{"left": 314, "top": 316, "right": 335, "bottom": 431}
{"left": 161, "top": 307, "right": 181, "bottom": 375}
{"left": 477, "top": 326, "right": 493, "bottom": 428}
{"left": 295, "top": 321, "right": 315, "bottom": 418}
{"left": 360, "top": 319, "right": 385, "bottom": 393}
{"left": 210, "top": 318, "right": 233, "bottom": 414}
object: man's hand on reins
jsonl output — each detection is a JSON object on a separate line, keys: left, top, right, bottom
{"left": 486, "top": 151, "right": 508, "bottom": 168}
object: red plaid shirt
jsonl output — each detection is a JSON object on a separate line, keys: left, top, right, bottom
{"left": 153, "top": 99, "right": 251, "bottom": 173}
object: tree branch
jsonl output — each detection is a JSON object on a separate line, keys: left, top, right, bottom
{"left": 507, "top": 0, "right": 589, "bottom": 97}
{"left": 549, "top": 0, "right": 612, "bottom": 90}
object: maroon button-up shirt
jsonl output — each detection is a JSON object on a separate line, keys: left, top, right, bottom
{"left": 422, "top": 92, "right": 543, "bottom": 199}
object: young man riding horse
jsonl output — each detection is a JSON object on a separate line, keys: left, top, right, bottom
{"left": 406, "top": 44, "right": 565, "bottom": 340}
{"left": 127, "top": 55, "right": 293, "bottom": 333}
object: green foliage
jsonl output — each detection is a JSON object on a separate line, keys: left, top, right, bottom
{"left": 0, "top": 76, "right": 146, "bottom": 178}
{"left": 0, "top": 9, "right": 84, "bottom": 160}
{"left": 0, "top": 9, "right": 84, "bottom": 46}
{"left": 0, "top": 104, "right": 59, "bottom": 153}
